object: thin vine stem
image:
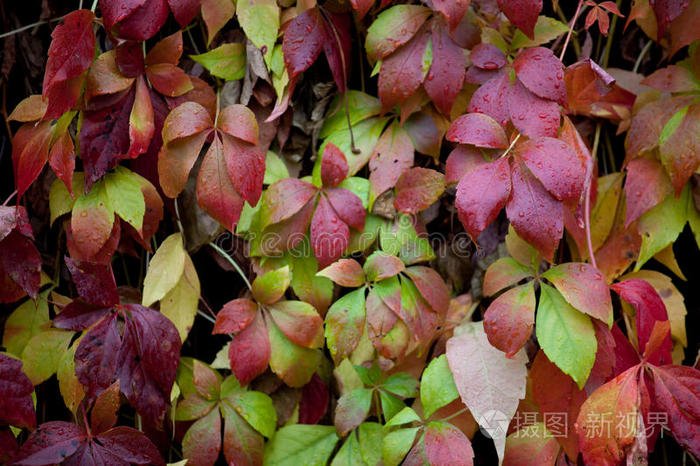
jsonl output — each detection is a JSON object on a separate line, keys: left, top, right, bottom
{"left": 559, "top": 0, "right": 584, "bottom": 62}
{"left": 633, "top": 40, "right": 653, "bottom": 73}
{"left": 440, "top": 407, "right": 469, "bottom": 423}
{"left": 0, "top": 16, "right": 63, "bottom": 39}
{"left": 2, "top": 190, "right": 17, "bottom": 206}
{"left": 585, "top": 124, "right": 602, "bottom": 269}
{"left": 209, "top": 241, "right": 253, "bottom": 292}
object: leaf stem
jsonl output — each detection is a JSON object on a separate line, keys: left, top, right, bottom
{"left": 600, "top": 0, "right": 623, "bottom": 68}
{"left": 197, "top": 309, "right": 217, "bottom": 324}
{"left": 2, "top": 190, "right": 17, "bottom": 206}
{"left": 0, "top": 16, "right": 63, "bottom": 39}
{"left": 559, "top": 0, "right": 584, "bottom": 62}
{"left": 90, "top": 0, "right": 98, "bottom": 13}
{"left": 633, "top": 40, "right": 653, "bottom": 74}
{"left": 440, "top": 406, "right": 469, "bottom": 422}
{"left": 209, "top": 241, "right": 253, "bottom": 292}
{"left": 585, "top": 123, "right": 602, "bottom": 269}
{"left": 498, "top": 133, "right": 521, "bottom": 160}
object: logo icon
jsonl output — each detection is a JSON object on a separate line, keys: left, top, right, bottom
{"left": 477, "top": 410, "right": 510, "bottom": 439}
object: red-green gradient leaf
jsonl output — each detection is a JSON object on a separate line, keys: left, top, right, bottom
{"left": 221, "top": 402, "right": 265, "bottom": 465}
{"left": 455, "top": 157, "right": 511, "bottom": 242}
{"left": 364, "top": 252, "right": 404, "bottom": 282}
{"left": 213, "top": 299, "right": 258, "bottom": 334}
{"left": 404, "top": 265, "right": 450, "bottom": 316}
{"left": 197, "top": 135, "right": 245, "bottom": 231}
{"left": 42, "top": 10, "right": 95, "bottom": 119}
{"left": 369, "top": 122, "right": 414, "bottom": 203}
{"left": 659, "top": 101, "right": 700, "bottom": 194}
{"left": 482, "top": 257, "right": 533, "bottom": 297}
{"left": 311, "top": 195, "right": 350, "bottom": 269}
{"left": 261, "top": 178, "right": 318, "bottom": 228}
{"left": 497, "top": 0, "right": 542, "bottom": 39}
{"left": 506, "top": 158, "right": 563, "bottom": 262}
{"left": 0, "top": 353, "right": 36, "bottom": 429}
{"left": 365, "top": 5, "right": 431, "bottom": 61}
{"left": 424, "top": 19, "right": 467, "bottom": 115}
{"left": 542, "top": 263, "right": 612, "bottom": 325}
{"left": 228, "top": 312, "right": 270, "bottom": 386}
{"left": 335, "top": 388, "right": 372, "bottom": 436}
{"left": 447, "top": 113, "right": 508, "bottom": 149}
{"left": 125, "top": 76, "right": 155, "bottom": 159}
{"left": 483, "top": 281, "right": 535, "bottom": 357}
{"left": 182, "top": 407, "right": 221, "bottom": 465}
{"left": 317, "top": 259, "right": 365, "bottom": 287}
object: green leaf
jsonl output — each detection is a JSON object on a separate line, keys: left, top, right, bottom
{"left": 236, "top": 0, "right": 279, "bottom": 67}
{"left": 659, "top": 106, "right": 689, "bottom": 147}
{"left": 321, "top": 117, "right": 389, "bottom": 176}
{"left": 399, "top": 238, "right": 435, "bottom": 265}
{"left": 345, "top": 214, "right": 383, "bottom": 255}
{"left": 49, "top": 173, "right": 85, "bottom": 225}
{"left": 57, "top": 340, "right": 84, "bottom": 415}
{"left": 182, "top": 407, "right": 221, "bottom": 465}
{"left": 536, "top": 283, "right": 597, "bottom": 389}
{"left": 354, "top": 362, "right": 383, "bottom": 386}
{"left": 320, "top": 91, "right": 382, "bottom": 139}
{"left": 421, "top": 355, "right": 459, "bottom": 418}
{"left": 385, "top": 407, "right": 420, "bottom": 427}
{"left": 382, "top": 427, "right": 420, "bottom": 466}
{"left": 335, "top": 388, "right": 373, "bottom": 436}
{"left": 264, "top": 424, "right": 339, "bottom": 466}
{"left": 268, "top": 320, "right": 321, "bottom": 387}
{"left": 191, "top": 43, "right": 246, "bottom": 81}
{"left": 337, "top": 177, "right": 371, "bottom": 209}
{"left": 226, "top": 391, "right": 277, "bottom": 438}
{"left": 325, "top": 287, "right": 367, "bottom": 362}
{"left": 252, "top": 265, "right": 290, "bottom": 304}
{"left": 104, "top": 166, "right": 145, "bottom": 231}
{"left": 381, "top": 373, "right": 418, "bottom": 398}
{"left": 511, "top": 16, "right": 569, "bottom": 49}
{"left": 3, "top": 290, "right": 50, "bottom": 357}
{"left": 21, "top": 329, "right": 73, "bottom": 385}
{"left": 142, "top": 233, "right": 186, "bottom": 307}
{"left": 358, "top": 422, "right": 383, "bottom": 465}
{"left": 264, "top": 151, "right": 290, "bottom": 185}
{"left": 160, "top": 254, "right": 200, "bottom": 341}
{"left": 331, "top": 431, "right": 365, "bottom": 466}
{"left": 288, "top": 240, "right": 333, "bottom": 315}
{"left": 365, "top": 5, "right": 431, "bottom": 61}
{"left": 379, "top": 214, "right": 419, "bottom": 256}
{"left": 636, "top": 185, "right": 689, "bottom": 271}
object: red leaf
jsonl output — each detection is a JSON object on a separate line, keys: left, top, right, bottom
{"left": 350, "top": 0, "right": 373, "bottom": 19}
{"left": 218, "top": 104, "right": 259, "bottom": 145}
{"left": 197, "top": 135, "right": 246, "bottom": 231}
{"left": 115, "top": 40, "right": 146, "bottom": 78}
{"left": 13, "top": 422, "right": 86, "bottom": 464}
{"left": 53, "top": 299, "right": 111, "bottom": 331}
{"left": 96, "top": 426, "right": 164, "bottom": 465}
{"left": 531, "top": 350, "right": 586, "bottom": 459}
{"left": 483, "top": 282, "right": 535, "bottom": 357}
{"left": 322, "top": 12, "right": 352, "bottom": 93}
{"left": 321, "top": 143, "right": 349, "bottom": 187}
{"left": 611, "top": 279, "right": 673, "bottom": 366}
{"left": 228, "top": 312, "right": 270, "bottom": 386}
{"left": 517, "top": 137, "right": 586, "bottom": 202}
{"left": 0, "top": 354, "right": 36, "bottom": 430}
{"left": 299, "top": 373, "right": 329, "bottom": 424}
{"left": 65, "top": 257, "right": 120, "bottom": 307}
{"left": 378, "top": 28, "right": 431, "bottom": 113}
{"left": 364, "top": 252, "right": 404, "bottom": 282}
{"left": 424, "top": 421, "right": 475, "bottom": 466}
{"left": 311, "top": 195, "right": 350, "bottom": 268}
{"left": 213, "top": 298, "right": 258, "bottom": 334}
{"left": 565, "top": 58, "right": 636, "bottom": 121}
{"left": 445, "top": 145, "right": 487, "bottom": 184}
{"left": 659, "top": 101, "right": 700, "bottom": 194}
{"left": 222, "top": 133, "right": 265, "bottom": 206}
{"left": 101, "top": 0, "right": 169, "bottom": 41}
{"left": 167, "top": 0, "right": 201, "bottom": 26}
{"left": 0, "top": 428, "right": 18, "bottom": 464}
{"left": 125, "top": 76, "right": 155, "bottom": 159}
{"left": 642, "top": 65, "right": 698, "bottom": 93}
{"left": 90, "top": 381, "right": 121, "bottom": 435}
{"left": 325, "top": 187, "right": 366, "bottom": 230}
{"left": 75, "top": 313, "right": 121, "bottom": 400}
{"left": 611, "top": 324, "right": 642, "bottom": 376}
{"left": 508, "top": 78, "right": 561, "bottom": 138}
{"left": 543, "top": 263, "right": 612, "bottom": 324}
{"left": 447, "top": 113, "right": 508, "bottom": 149}
{"left": 431, "top": 0, "right": 470, "bottom": 31}
{"left": 469, "top": 43, "right": 507, "bottom": 70}
{"left": 586, "top": 320, "right": 617, "bottom": 393}
{"left": 653, "top": 0, "right": 690, "bottom": 38}
{"left": 165, "top": 76, "right": 217, "bottom": 120}
{"left": 468, "top": 70, "right": 511, "bottom": 128}
{"left": 513, "top": 47, "right": 566, "bottom": 105}
{"left": 369, "top": 123, "right": 414, "bottom": 201}
{"left": 649, "top": 365, "right": 700, "bottom": 457}
{"left": 497, "top": 0, "right": 542, "bottom": 39}
{"left": 424, "top": 19, "right": 466, "bottom": 115}
{"left": 624, "top": 156, "right": 674, "bottom": 227}
{"left": 283, "top": 7, "right": 326, "bottom": 79}
{"left": 506, "top": 158, "right": 563, "bottom": 262}
{"left": 0, "top": 230, "right": 41, "bottom": 300}
{"left": 625, "top": 95, "right": 694, "bottom": 160}
{"left": 42, "top": 10, "right": 95, "bottom": 119}
{"left": 117, "top": 305, "right": 182, "bottom": 426}
{"left": 79, "top": 89, "right": 135, "bottom": 189}
{"left": 455, "top": 157, "right": 511, "bottom": 242}
{"left": 11, "top": 120, "right": 52, "bottom": 200}
{"left": 393, "top": 167, "right": 445, "bottom": 214}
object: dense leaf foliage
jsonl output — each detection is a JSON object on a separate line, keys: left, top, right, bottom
{"left": 1, "top": 0, "right": 699, "bottom": 465}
